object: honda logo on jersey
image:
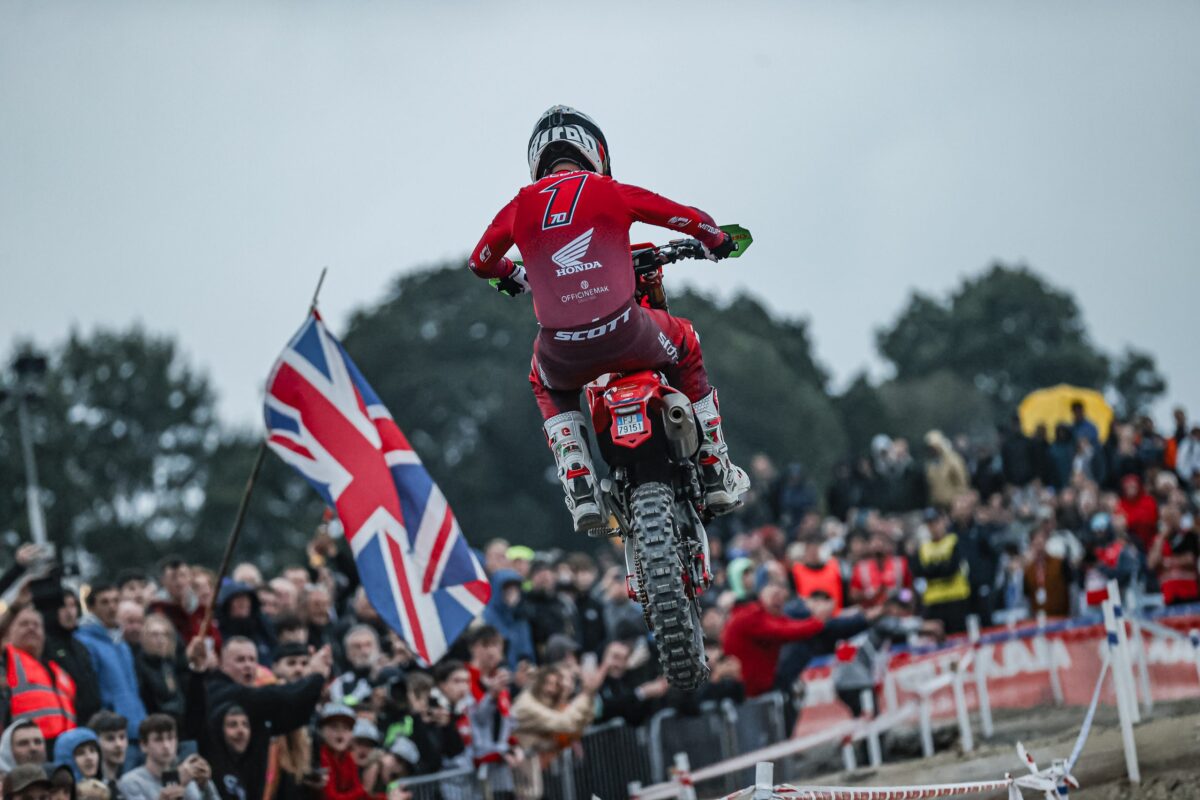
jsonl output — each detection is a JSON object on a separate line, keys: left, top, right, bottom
{"left": 552, "top": 228, "right": 603, "bottom": 277}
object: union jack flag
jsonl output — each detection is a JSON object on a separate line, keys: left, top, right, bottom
{"left": 264, "top": 311, "right": 490, "bottom": 663}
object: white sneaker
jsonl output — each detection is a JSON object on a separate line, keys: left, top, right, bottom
{"left": 692, "top": 390, "right": 751, "bottom": 514}
{"left": 543, "top": 411, "right": 605, "bottom": 533}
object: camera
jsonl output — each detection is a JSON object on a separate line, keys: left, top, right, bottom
{"left": 429, "top": 687, "right": 451, "bottom": 713}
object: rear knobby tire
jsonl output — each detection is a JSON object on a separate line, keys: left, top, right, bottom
{"left": 631, "top": 481, "right": 709, "bottom": 690}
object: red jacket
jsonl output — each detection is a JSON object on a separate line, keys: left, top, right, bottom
{"left": 1157, "top": 533, "right": 1199, "bottom": 606}
{"left": 1117, "top": 491, "right": 1158, "bottom": 550}
{"left": 469, "top": 171, "right": 725, "bottom": 330}
{"left": 148, "top": 597, "right": 222, "bottom": 651}
{"left": 319, "top": 745, "right": 382, "bottom": 800}
{"left": 720, "top": 601, "right": 824, "bottom": 697}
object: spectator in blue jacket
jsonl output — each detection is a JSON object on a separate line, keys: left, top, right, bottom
{"left": 1071, "top": 401, "right": 1101, "bottom": 449}
{"left": 51, "top": 728, "right": 101, "bottom": 782}
{"left": 75, "top": 582, "right": 147, "bottom": 739}
{"left": 481, "top": 570, "right": 535, "bottom": 670}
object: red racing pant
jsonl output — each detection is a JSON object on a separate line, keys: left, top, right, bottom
{"left": 529, "top": 301, "right": 712, "bottom": 420}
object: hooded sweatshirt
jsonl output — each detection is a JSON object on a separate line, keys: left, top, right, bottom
{"left": 480, "top": 570, "right": 535, "bottom": 670}
{"left": 186, "top": 670, "right": 325, "bottom": 800}
{"left": 48, "top": 762, "right": 78, "bottom": 800}
{"left": 204, "top": 703, "right": 255, "bottom": 800}
{"left": 0, "top": 717, "right": 40, "bottom": 772}
{"left": 214, "top": 582, "right": 275, "bottom": 666}
{"left": 726, "top": 558, "right": 754, "bottom": 601}
{"left": 52, "top": 728, "right": 100, "bottom": 780}
{"left": 924, "top": 430, "right": 969, "bottom": 509}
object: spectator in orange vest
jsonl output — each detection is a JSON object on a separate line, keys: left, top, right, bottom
{"left": 3, "top": 605, "right": 77, "bottom": 743}
{"left": 850, "top": 528, "right": 912, "bottom": 608}
{"left": 790, "top": 536, "right": 844, "bottom": 613}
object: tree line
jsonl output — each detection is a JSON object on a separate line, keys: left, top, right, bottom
{"left": 0, "top": 262, "right": 1167, "bottom": 573}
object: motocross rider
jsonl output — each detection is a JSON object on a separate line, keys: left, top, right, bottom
{"left": 468, "top": 105, "right": 749, "bottom": 533}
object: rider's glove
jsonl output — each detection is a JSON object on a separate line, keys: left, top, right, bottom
{"left": 489, "top": 263, "right": 530, "bottom": 297}
{"left": 702, "top": 233, "right": 737, "bottom": 262}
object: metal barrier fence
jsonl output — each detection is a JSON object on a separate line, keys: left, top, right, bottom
{"left": 574, "top": 718, "right": 654, "bottom": 799}
{"left": 540, "top": 748, "right": 577, "bottom": 800}
{"left": 394, "top": 766, "right": 476, "bottom": 800}
{"left": 648, "top": 700, "right": 738, "bottom": 795}
{"left": 391, "top": 693, "right": 792, "bottom": 799}
{"left": 728, "top": 692, "right": 789, "bottom": 790}
{"left": 643, "top": 694, "right": 794, "bottom": 798}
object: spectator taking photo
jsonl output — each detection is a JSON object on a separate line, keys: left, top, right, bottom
{"left": 117, "top": 715, "right": 217, "bottom": 800}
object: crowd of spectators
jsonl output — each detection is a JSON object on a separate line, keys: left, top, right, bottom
{"left": 2, "top": 401, "right": 1198, "bottom": 800}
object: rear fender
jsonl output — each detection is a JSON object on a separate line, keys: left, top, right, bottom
{"left": 589, "top": 370, "right": 692, "bottom": 450}
{"left": 600, "top": 372, "right": 663, "bottom": 449}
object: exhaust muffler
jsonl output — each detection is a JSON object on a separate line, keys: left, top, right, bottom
{"left": 661, "top": 394, "right": 699, "bottom": 460}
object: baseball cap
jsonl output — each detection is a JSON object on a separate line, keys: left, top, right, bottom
{"left": 4, "top": 765, "right": 51, "bottom": 796}
{"left": 352, "top": 719, "right": 381, "bottom": 744}
{"left": 505, "top": 545, "right": 535, "bottom": 562}
{"left": 388, "top": 736, "right": 420, "bottom": 766}
{"left": 272, "top": 642, "right": 309, "bottom": 663}
{"left": 544, "top": 633, "right": 580, "bottom": 664}
{"left": 318, "top": 703, "right": 357, "bottom": 725}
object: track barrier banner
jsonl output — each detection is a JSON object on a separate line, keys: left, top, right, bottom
{"left": 794, "top": 605, "right": 1200, "bottom": 735}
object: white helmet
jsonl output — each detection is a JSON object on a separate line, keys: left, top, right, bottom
{"left": 527, "top": 105, "right": 611, "bottom": 182}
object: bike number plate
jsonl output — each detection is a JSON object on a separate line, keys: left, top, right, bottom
{"left": 616, "top": 413, "right": 645, "bottom": 437}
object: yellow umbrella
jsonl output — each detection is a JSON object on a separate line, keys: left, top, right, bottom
{"left": 1019, "top": 384, "right": 1113, "bottom": 442}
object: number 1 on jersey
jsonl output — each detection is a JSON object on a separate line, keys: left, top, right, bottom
{"left": 540, "top": 173, "right": 587, "bottom": 230}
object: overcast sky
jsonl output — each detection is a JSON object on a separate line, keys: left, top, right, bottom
{"left": 3, "top": 0, "right": 1198, "bottom": 430}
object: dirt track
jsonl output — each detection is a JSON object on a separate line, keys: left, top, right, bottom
{"left": 788, "top": 700, "right": 1200, "bottom": 799}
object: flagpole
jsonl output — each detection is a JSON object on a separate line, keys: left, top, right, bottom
{"left": 311, "top": 266, "right": 328, "bottom": 312}
{"left": 196, "top": 441, "right": 268, "bottom": 642}
{"left": 195, "top": 268, "right": 329, "bottom": 645}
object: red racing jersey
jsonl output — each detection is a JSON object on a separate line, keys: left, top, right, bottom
{"left": 469, "top": 171, "right": 726, "bottom": 330}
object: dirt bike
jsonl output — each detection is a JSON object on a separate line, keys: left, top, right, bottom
{"left": 585, "top": 225, "right": 752, "bottom": 690}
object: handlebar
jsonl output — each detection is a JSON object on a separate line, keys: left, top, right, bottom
{"left": 628, "top": 226, "right": 750, "bottom": 311}
{"left": 631, "top": 238, "right": 708, "bottom": 276}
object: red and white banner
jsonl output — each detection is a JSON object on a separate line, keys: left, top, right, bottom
{"left": 794, "top": 613, "right": 1200, "bottom": 735}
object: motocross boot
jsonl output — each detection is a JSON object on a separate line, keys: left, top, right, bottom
{"left": 692, "top": 389, "right": 750, "bottom": 514}
{"left": 543, "top": 411, "right": 605, "bottom": 534}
